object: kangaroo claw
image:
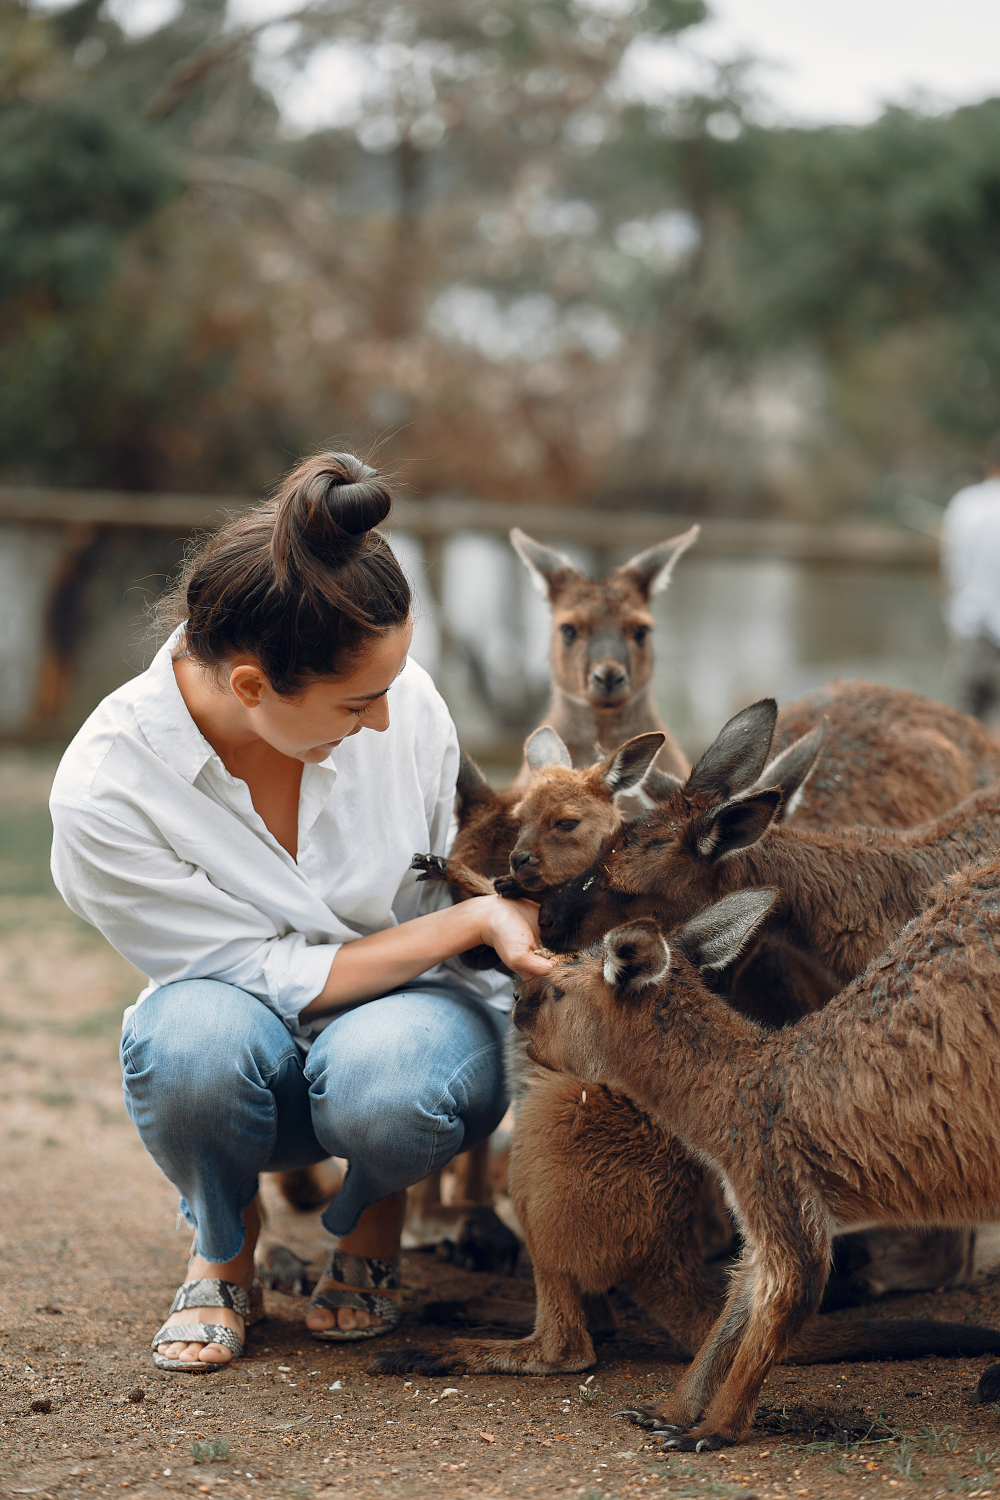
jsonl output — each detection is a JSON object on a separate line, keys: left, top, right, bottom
{"left": 674, "top": 1432, "right": 734, "bottom": 1453}
{"left": 410, "top": 853, "right": 445, "bottom": 882}
{"left": 613, "top": 1409, "right": 685, "bottom": 1435}
{"left": 661, "top": 1438, "right": 681, "bottom": 1450}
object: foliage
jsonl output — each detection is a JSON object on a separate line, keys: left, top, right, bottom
{"left": 1, "top": 0, "right": 999, "bottom": 514}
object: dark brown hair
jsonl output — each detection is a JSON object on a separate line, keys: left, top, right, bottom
{"left": 159, "top": 452, "right": 411, "bottom": 694}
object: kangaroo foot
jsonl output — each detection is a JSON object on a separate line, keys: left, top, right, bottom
{"left": 256, "top": 1241, "right": 312, "bottom": 1296}
{"left": 369, "top": 1346, "right": 465, "bottom": 1377}
{"left": 661, "top": 1429, "right": 738, "bottom": 1454}
{"left": 612, "top": 1408, "right": 686, "bottom": 1435}
{"left": 370, "top": 1334, "right": 594, "bottom": 1378}
{"left": 977, "top": 1363, "right": 1000, "bottom": 1404}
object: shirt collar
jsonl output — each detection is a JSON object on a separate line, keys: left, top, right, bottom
{"left": 131, "top": 626, "right": 225, "bottom": 785}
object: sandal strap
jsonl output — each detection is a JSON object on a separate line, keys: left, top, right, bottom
{"left": 308, "top": 1287, "right": 400, "bottom": 1323}
{"left": 328, "top": 1251, "right": 400, "bottom": 1291}
{"left": 151, "top": 1322, "right": 244, "bottom": 1357}
{"left": 168, "top": 1279, "right": 249, "bottom": 1318}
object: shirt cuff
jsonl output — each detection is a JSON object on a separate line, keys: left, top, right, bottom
{"left": 261, "top": 932, "right": 342, "bottom": 1022}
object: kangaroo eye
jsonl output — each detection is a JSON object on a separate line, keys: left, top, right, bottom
{"left": 634, "top": 626, "right": 649, "bottom": 646}
{"left": 560, "top": 624, "right": 577, "bottom": 644}
{"left": 555, "top": 819, "right": 580, "bottom": 832}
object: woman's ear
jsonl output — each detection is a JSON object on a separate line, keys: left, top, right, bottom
{"left": 229, "top": 664, "right": 268, "bottom": 709}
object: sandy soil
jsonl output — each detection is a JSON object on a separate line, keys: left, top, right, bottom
{"left": 5, "top": 750, "right": 1000, "bottom": 1500}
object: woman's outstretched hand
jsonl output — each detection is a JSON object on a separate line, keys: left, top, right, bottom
{"left": 480, "top": 894, "right": 552, "bottom": 979}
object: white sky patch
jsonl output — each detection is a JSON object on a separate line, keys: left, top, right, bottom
{"left": 31, "top": 0, "right": 182, "bottom": 30}
{"left": 107, "top": 0, "right": 182, "bottom": 35}
{"left": 427, "top": 287, "right": 623, "bottom": 363}
{"left": 620, "top": 0, "right": 1000, "bottom": 125}
{"left": 254, "top": 35, "right": 368, "bottom": 134}
{"left": 31, "top": 0, "right": 997, "bottom": 127}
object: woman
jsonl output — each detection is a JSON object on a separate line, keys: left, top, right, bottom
{"left": 49, "top": 452, "right": 548, "bottom": 1372}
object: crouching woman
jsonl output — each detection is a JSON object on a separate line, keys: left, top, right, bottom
{"left": 48, "top": 452, "right": 548, "bottom": 1372}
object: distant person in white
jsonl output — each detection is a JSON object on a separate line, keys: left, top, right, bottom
{"left": 48, "top": 452, "right": 549, "bottom": 1373}
{"left": 942, "top": 434, "right": 1000, "bottom": 721}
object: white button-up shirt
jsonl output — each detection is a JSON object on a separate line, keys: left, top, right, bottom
{"left": 49, "top": 629, "right": 511, "bottom": 1047}
{"left": 942, "top": 477, "right": 1000, "bottom": 645}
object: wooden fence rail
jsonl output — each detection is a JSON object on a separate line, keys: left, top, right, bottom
{"left": 0, "top": 486, "right": 940, "bottom": 565}
{"left": 0, "top": 485, "right": 941, "bottom": 741}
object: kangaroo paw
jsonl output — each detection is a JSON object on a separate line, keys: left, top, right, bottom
{"left": 411, "top": 853, "right": 448, "bottom": 882}
{"left": 493, "top": 875, "right": 525, "bottom": 899}
{"left": 368, "top": 1346, "right": 465, "bottom": 1377}
{"left": 670, "top": 1432, "right": 737, "bottom": 1454}
{"left": 612, "top": 1408, "right": 684, "bottom": 1434}
{"left": 256, "top": 1242, "right": 312, "bottom": 1296}
{"left": 977, "top": 1364, "right": 1000, "bottom": 1404}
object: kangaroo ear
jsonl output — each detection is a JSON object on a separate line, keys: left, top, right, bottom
{"left": 455, "top": 749, "right": 494, "bottom": 820}
{"left": 525, "top": 726, "right": 573, "bottom": 773}
{"left": 510, "top": 528, "right": 583, "bottom": 602}
{"left": 602, "top": 919, "right": 671, "bottom": 995}
{"left": 675, "top": 889, "right": 777, "bottom": 972}
{"left": 616, "top": 525, "right": 699, "bottom": 600}
{"left": 600, "top": 732, "right": 666, "bottom": 795}
{"left": 686, "top": 699, "right": 778, "bottom": 802}
{"left": 694, "top": 787, "right": 783, "bottom": 862}
{"left": 754, "top": 721, "right": 825, "bottom": 821}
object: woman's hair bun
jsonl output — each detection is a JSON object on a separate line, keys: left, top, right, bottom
{"left": 270, "top": 451, "right": 393, "bottom": 590}
{"left": 300, "top": 452, "right": 392, "bottom": 538}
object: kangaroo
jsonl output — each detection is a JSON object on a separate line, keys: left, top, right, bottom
{"left": 766, "top": 679, "right": 1000, "bottom": 829}
{"left": 512, "top": 863, "right": 1000, "bottom": 1447}
{"left": 427, "top": 682, "right": 1000, "bottom": 913}
{"left": 509, "top": 526, "right": 698, "bottom": 785}
{"left": 368, "top": 752, "right": 1000, "bottom": 1380}
{"left": 537, "top": 697, "right": 1000, "bottom": 979}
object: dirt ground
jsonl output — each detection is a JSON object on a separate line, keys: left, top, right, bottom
{"left": 6, "top": 749, "right": 1000, "bottom": 1500}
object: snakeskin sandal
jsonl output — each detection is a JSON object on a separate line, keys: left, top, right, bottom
{"left": 307, "top": 1251, "right": 402, "bottom": 1342}
{"left": 150, "top": 1277, "right": 264, "bottom": 1372}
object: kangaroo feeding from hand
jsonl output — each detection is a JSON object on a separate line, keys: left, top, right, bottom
{"left": 539, "top": 696, "right": 1000, "bottom": 982}
{"left": 513, "top": 857, "right": 1000, "bottom": 1449}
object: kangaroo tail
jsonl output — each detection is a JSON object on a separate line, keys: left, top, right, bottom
{"left": 787, "top": 1317, "right": 1000, "bottom": 1365}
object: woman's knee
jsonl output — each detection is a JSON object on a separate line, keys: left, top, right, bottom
{"left": 305, "top": 990, "right": 508, "bottom": 1173}
{"left": 121, "top": 980, "right": 297, "bottom": 1123}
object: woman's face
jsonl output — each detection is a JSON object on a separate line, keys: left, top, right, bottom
{"left": 230, "top": 619, "right": 415, "bottom": 763}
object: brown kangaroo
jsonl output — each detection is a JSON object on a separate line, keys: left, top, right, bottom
{"left": 537, "top": 696, "right": 1000, "bottom": 979}
{"left": 428, "top": 682, "right": 1000, "bottom": 914}
{"left": 369, "top": 746, "right": 1000, "bottom": 1380}
{"left": 509, "top": 526, "right": 698, "bottom": 784}
{"left": 511, "top": 863, "right": 1000, "bottom": 1448}
{"left": 766, "top": 679, "right": 1000, "bottom": 828}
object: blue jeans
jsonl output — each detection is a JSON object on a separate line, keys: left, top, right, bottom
{"left": 120, "top": 979, "right": 509, "bottom": 1264}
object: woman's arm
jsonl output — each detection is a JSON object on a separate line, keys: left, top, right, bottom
{"left": 299, "top": 894, "right": 549, "bottom": 1018}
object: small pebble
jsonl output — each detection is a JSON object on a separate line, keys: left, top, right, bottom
{"left": 127, "top": 1387, "right": 145, "bottom": 1403}
{"left": 30, "top": 1397, "right": 52, "bottom": 1413}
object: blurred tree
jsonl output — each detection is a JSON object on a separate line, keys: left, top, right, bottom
{"left": 3, "top": 0, "right": 1000, "bottom": 517}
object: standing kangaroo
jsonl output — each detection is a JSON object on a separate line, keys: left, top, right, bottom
{"left": 513, "top": 860, "right": 1000, "bottom": 1448}
{"left": 510, "top": 526, "right": 698, "bottom": 784}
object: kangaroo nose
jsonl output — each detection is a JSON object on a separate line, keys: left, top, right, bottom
{"left": 590, "top": 664, "right": 628, "bottom": 694}
{"left": 510, "top": 849, "right": 534, "bottom": 874}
